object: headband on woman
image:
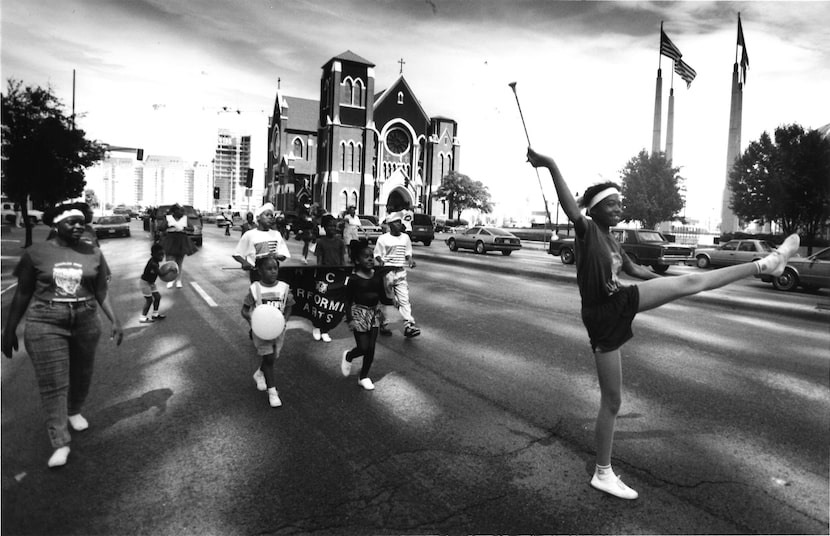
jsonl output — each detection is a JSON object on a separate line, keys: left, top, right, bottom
{"left": 52, "top": 209, "right": 85, "bottom": 224}
{"left": 586, "top": 187, "right": 620, "bottom": 211}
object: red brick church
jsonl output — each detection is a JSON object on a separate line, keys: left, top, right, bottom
{"left": 266, "top": 50, "right": 460, "bottom": 221}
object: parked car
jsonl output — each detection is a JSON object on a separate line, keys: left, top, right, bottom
{"left": 759, "top": 247, "right": 830, "bottom": 292}
{"left": 92, "top": 215, "right": 131, "bottom": 238}
{"left": 548, "top": 228, "right": 692, "bottom": 272}
{"left": 358, "top": 218, "right": 383, "bottom": 243}
{"left": 112, "top": 206, "right": 132, "bottom": 221}
{"left": 695, "top": 239, "right": 775, "bottom": 268}
{"left": 408, "top": 213, "right": 435, "bottom": 246}
{"left": 153, "top": 204, "right": 203, "bottom": 246}
{"left": 446, "top": 226, "right": 522, "bottom": 255}
{"left": 2, "top": 201, "right": 43, "bottom": 225}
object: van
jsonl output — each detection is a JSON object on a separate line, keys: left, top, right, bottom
{"left": 153, "top": 204, "right": 203, "bottom": 246}
{"left": 408, "top": 213, "right": 434, "bottom": 246}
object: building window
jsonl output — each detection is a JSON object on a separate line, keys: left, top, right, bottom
{"left": 341, "top": 79, "right": 353, "bottom": 105}
{"left": 347, "top": 142, "right": 355, "bottom": 172}
{"left": 351, "top": 191, "right": 358, "bottom": 207}
{"left": 342, "top": 190, "right": 349, "bottom": 208}
{"left": 340, "top": 142, "right": 347, "bottom": 171}
{"left": 293, "top": 138, "right": 304, "bottom": 160}
{"left": 354, "top": 79, "right": 365, "bottom": 107}
{"left": 397, "top": 91, "right": 404, "bottom": 105}
{"left": 439, "top": 153, "right": 445, "bottom": 179}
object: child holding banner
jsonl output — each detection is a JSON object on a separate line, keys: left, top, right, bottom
{"left": 312, "top": 214, "right": 346, "bottom": 342}
{"left": 341, "top": 239, "right": 394, "bottom": 390}
{"left": 526, "top": 147, "right": 800, "bottom": 500}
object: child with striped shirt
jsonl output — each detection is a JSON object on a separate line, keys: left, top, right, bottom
{"left": 373, "top": 211, "right": 420, "bottom": 338}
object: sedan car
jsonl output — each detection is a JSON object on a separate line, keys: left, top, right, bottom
{"left": 358, "top": 218, "right": 383, "bottom": 243}
{"left": 445, "top": 226, "right": 522, "bottom": 255}
{"left": 759, "top": 247, "right": 830, "bottom": 292}
{"left": 93, "top": 215, "right": 131, "bottom": 238}
{"left": 695, "top": 239, "right": 775, "bottom": 268}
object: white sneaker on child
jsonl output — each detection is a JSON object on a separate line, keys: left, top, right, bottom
{"left": 252, "top": 370, "right": 267, "bottom": 391}
{"left": 358, "top": 377, "right": 375, "bottom": 390}
{"left": 312, "top": 327, "right": 321, "bottom": 341}
{"left": 167, "top": 281, "right": 174, "bottom": 289}
{"left": 68, "top": 413, "right": 89, "bottom": 431}
{"left": 757, "top": 234, "right": 800, "bottom": 276}
{"left": 340, "top": 350, "right": 352, "bottom": 377}
{"left": 590, "top": 471, "right": 638, "bottom": 500}
{"left": 267, "top": 387, "right": 282, "bottom": 407}
{"left": 321, "top": 333, "right": 332, "bottom": 343}
{"left": 48, "top": 446, "right": 70, "bottom": 468}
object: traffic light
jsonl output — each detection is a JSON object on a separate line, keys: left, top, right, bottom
{"left": 136, "top": 148, "right": 144, "bottom": 161}
{"left": 245, "top": 168, "right": 254, "bottom": 188}
{"left": 213, "top": 187, "right": 220, "bottom": 200}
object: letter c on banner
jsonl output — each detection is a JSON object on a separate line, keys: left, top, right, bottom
{"left": 325, "top": 271, "right": 336, "bottom": 283}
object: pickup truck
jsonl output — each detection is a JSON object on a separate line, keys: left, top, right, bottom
{"left": 548, "top": 228, "right": 695, "bottom": 273}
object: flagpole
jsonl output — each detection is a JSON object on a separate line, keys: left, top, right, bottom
{"left": 735, "top": 13, "right": 740, "bottom": 64}
{"left": 652, "top": 22, "right": 664, "bottom": 155}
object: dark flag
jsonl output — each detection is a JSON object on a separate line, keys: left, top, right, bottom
{"left": 279, "top": 266, "right": 350, "bottom": 332}
{"left": 660, "top": 29, "right": 683, "bottom": 61}
{"left": 738, "top": 15, "right": 750, "bottom": 84}
{"left": 674, "top": 58, "right": 697, "bottom": 88}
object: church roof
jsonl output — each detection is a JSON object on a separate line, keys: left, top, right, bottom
{"left": 323, "top": 50, "right": 375, "bottom": 68}
{"left": 284, "top": 96, "right": 319, "bottom": 132}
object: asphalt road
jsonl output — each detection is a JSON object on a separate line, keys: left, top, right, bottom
{"left": 2, "top": 222, "right": 828, "bottom": 535}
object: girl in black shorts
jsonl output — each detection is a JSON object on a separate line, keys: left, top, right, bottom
{"left": 527, "top": 147, "right": 800, "bottom": 500}
{"left": 340, "top": 239, "right": 394, "bottom": 390}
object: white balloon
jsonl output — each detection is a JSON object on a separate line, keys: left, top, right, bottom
{"left": 250, "top": 306, "right": 285, "bottom": 340}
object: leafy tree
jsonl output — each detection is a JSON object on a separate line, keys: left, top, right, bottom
{"left": 432, "top": 171, "right": 493, "bottom": 219}
{"left": 728, "top": 124, "right": 830, "bottom": 237}
{"left": 1, "top": 79, "right": 105, "bottom": 245}
{"left": 619, "top": 150, "right": 685, "bottom": 228}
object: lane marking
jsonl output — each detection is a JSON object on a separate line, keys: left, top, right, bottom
{"left": 1, "top": 282, "right": 18, "bottom": 295}
{"left": 190, "top": 281, "right": 218, "bottom": 307}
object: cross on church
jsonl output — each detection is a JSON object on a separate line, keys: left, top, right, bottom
{"left": 398, "top": 58, "right": 406, "bottom": 74}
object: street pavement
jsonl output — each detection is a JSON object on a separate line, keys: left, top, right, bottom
{"left": 1, "top": 221, "right": 828, "bottom": 535}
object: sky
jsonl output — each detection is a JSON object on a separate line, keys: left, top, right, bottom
{"left": 2, "top": 0, "right": 829, "bottom": 226}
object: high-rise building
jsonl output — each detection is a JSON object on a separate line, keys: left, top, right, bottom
{"left": 213, "top": 129, "right": 251, "bottom": 211}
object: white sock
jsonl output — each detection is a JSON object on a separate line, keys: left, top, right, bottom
{"left": 596, "top": 464, "right": 614, "bottom": 479}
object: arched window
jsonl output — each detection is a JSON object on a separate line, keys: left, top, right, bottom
{"left": 293, "top": 138, "right": 304, "bottom": 160}
{"left": 351, "top": 191, "right": 358, "bottom": 208}
{"left": 342, "top": 190, "right": 349, "bottom": 208}
{"left": 397, "top": 91, "right": 404, "bottom": 105}
{"left": 439, "top": 153, "right": 445, "bottom": 179}
{"left": 340, "top": 142, "right": 347, "bottom": 171}
{"left": 347, "top": 142, "right": 355, "bottom": 172}
{"left": 341, "top": 79, "right": 353, "bottom": 105}
{"left": 446, "top": 154, "right": 453, "bottom": 172}
{"left": 353, "top": 79, "right": 365, "bottom": 107}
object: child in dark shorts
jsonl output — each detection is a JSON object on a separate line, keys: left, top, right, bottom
{"left": 528, "top": 147, "right": 800, "bottom": 501}
{"left": 139, "top": 243, "right": 166, "bottom": 323}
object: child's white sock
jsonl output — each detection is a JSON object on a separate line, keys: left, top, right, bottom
{"left": 595, "top": 463, "right": 614, "bottom": 479}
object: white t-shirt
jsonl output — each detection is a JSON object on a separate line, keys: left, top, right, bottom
{"left": 343, "top": 214, "right": 362, "bottom": 242}
{"left": 234, "top": 228, "right": 291, "bottom": 266}
{"left": 374, "top": 232, "right": 412, "bottom": 267}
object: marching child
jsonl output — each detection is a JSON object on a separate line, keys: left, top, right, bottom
{"left": 341, "top": 239, "right": 394, "bottom": 390}
{"left": 374, "top": 211, "right": 420, "bottom": 337}
{"left": 526, "top": 146, "right": 800, "bottom": 500}
{"left": 139, "top": 243, "right": 166, "bottom": 323}
{"left": 241, "top": 255, "right": 294, "bottom": 408}
{"left": 312, "top": 214, "right": 346, "bottom": 342}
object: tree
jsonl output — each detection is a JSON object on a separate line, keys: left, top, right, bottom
{"left": 431, "top": 171, "right": 493, "bottom": 219}
{"left": 1, "top": 79, "right": 105, "bottom": 245}
{"left": 728, "top": 124, "right": 830, "bottom": 237}
{"left": 618, "top": 150, "right": 685, "bottom": 229}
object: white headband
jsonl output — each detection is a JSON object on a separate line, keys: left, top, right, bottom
{"left": 586, "top": 187, "right": 620, "bottom": 211}
{"left": 52, "top": 209, "right": 85, "bottom": 224}
{"left": 254, "top": 203, "right": 274, "bottom": 219}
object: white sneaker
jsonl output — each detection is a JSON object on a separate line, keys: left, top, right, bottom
{"left": 167, "top": 281, "right": 174, "bottom": 289}
{"left": 358, "top": 377, "right": 375, "bottom": 390}
{"left": 252, "top": 370, "right": 267, "bottom": 391}
{"left": 340, "top": 350, "right": 352, "bottom": 377}
{"left": 268, "top": 388, "right": 282, "bottom": 407}
{"left": 321, "top": 333, "right": 332, "bottom": 343}
{"left": 175, "top": 280, "right": 183, "bottom": 288}
{"left": 312, "top": 327, "right": 321, "bottom": 341}
{"left": 590, "top": 472, "right": 638, "bottom": 500}
{"left": 68, "top": 413, "right": 89, "bottom": 431}
{"left": 48, "top": 446, "right": 70, "bottom": 468}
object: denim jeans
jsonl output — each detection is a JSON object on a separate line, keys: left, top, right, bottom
{"left": 24, "top": 300, "right": 101, "bottom": 448}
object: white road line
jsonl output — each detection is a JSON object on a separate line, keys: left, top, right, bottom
{"left": 190, "top": 281, "right": 218, "bottom": 307}
{"left": 1, "top": 282, "right": 18, "bottom": 295}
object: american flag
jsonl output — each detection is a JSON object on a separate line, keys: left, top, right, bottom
{"left": 674, "top": 58, "right": 697, "bottom": 88}
{"left": 660, "top": 29, "right": 683, "bottom": 61}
